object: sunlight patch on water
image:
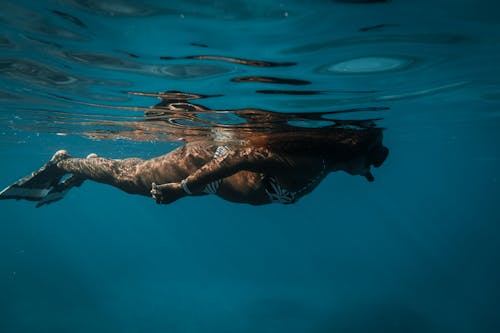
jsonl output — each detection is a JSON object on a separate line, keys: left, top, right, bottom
{"left": 326, "top": 56, "right": 412, "bottom": 74}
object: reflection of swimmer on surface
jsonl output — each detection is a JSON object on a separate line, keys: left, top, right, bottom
{"left": 0, "top": 92, "right": 389, "bottom": 207}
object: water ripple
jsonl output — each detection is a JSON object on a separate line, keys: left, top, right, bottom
{"left": 0, "top": 36, "right": 13, "bottom": 48}
{"left": 284, "top": 33, "right": 470, "bottom": 54}
{"left": 0, "top": 57, "right": 132, "bottom": 106}
{"left": 0, "top": 2, "right": 88, "bottom": 42}
{"left": 161, "top": 55, "right": 296, "bottom": 67}
{"left": 0, "top": 0, "right": 496, "bottom": 144}
{"left": 231, "top": 76, "right": 311, "bottom": 85}
{"left": 65, "top": 0, "right": 290, "bottom": 19}
{"left": 65, "top": 0, "right": 163, "bottom": 17}
{"left": 60, "top": 51, "right": 231, "bottom": 78}
{"left": 0, "top": 58, "right": 81, "bottom": 87}
{"left": 7, "top": 91, "right": 388, "bottom": 143}
{"left": 50, "top": 9, "right": 88, "bottom": 29}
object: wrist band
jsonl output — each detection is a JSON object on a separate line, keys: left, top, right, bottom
{"left": 181, "top": 179, "right": 192, "bottom": 195}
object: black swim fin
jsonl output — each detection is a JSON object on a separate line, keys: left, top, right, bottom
{"left": 35, "top": 175, "right": 85, "bottom": 208}
{"left": 0, "top": 150, "right": 74, "bottom": 207}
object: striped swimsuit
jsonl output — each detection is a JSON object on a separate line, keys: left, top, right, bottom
{"left": 203, "top": 146, "right": 326, "bottom": 204}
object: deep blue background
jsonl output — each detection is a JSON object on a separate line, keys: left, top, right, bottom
{"left": 1, "top": 1, "right": 499, "bottom": 332}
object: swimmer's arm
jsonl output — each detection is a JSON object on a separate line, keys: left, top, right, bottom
{"left": 183, "top": 147, "right": 277, "bottom": 193}
{"left": 150, "top": 147, "right": 294, "bottom": 203}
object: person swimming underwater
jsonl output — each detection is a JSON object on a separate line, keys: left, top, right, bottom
{"left": 0, "top": 92, "right": 389, "bottom": 207}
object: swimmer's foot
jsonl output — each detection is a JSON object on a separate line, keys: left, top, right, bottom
{"left": 0, "top": 150, "right": 70, "bottom": 202}
{"left": 36, "top": 152, "right": 98, "bottom": 207}
{"left": 35, "top": 174, "right": 85, "bottom": 208}
{"left": 151, "top": 182, "right": 183, "bottom": 204}
{"left": 0, "top": 150, "right": 88, "bottom": 207}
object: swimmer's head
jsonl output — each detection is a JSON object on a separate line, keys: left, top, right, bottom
{"left": 362, "top": 140, "right": 389, "bottom": 182}
{"left": 341, "top": 136, "right": 389, "bottom": 182}
{"left": 367, "top": 145, "right": 389, "bottom": 168}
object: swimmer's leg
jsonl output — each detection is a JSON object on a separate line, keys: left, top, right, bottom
{"left": 56, "top": 154, "right": 146, "bottom": 195}
{"left": 1, "top": 151, "right": 146, "bottom": 206}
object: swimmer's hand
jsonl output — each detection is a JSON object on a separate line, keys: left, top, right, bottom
{"left": 151, "top": 182, "right": 183, "bottom": 204}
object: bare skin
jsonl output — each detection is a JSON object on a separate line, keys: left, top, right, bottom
{"left": 50, "top": 127, "right": 388, "bottom": 205}
{"left": 52, "top": 144, "right": 325, "bottom": 205}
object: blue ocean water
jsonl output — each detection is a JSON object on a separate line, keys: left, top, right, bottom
{"left": 1, "top": 0, "right": 499, "bottom": 332}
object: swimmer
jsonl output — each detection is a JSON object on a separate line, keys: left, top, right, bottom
{"left": 0, "top": 126, "right": 388, "bottom": 207}
{"left": 0, "top": 91, "right": 389, "bottom": 207}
